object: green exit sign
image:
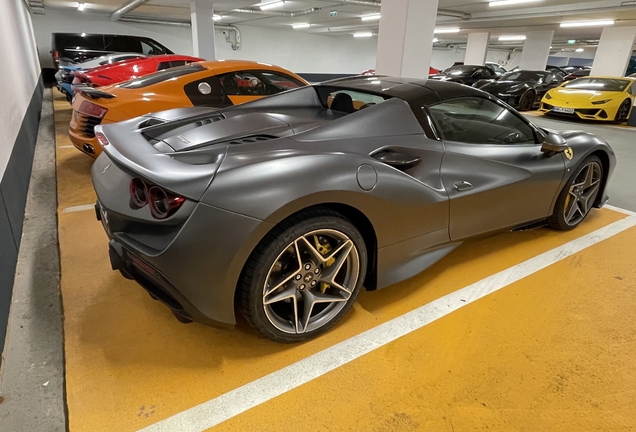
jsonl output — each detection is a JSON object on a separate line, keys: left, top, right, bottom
{"left": 567, "top": 39, "right": 576, "bottom": 44}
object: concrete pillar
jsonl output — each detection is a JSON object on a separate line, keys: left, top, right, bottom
{"left": 591, "top": 26, "right": 636, "bottom": 76}
{"left": 464, "top": 32, "right": 490, "bottom": 65}
{"left": 518, "top": 30, "right": 554, "bottom": 70}
{"left": 375, "top": 0, "right": 439, "bottom": 78}
{"left": 190, "top": 0, "right": 215, "bottom": 60}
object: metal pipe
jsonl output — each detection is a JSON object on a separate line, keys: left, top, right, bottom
{"left": 116, "top": 17, "right": 242, "bottom": 50}
{"left": 110, "top": 0, "right": 152, "bottom": 22}
{"left": 224, "top": 7, "right": 320, "bottom": 17}
{"left": 437, "top": 9, "right": 471, "bottom": 20}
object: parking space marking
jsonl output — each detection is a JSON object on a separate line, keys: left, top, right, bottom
{"left": 605, "top": 204, "right": 636, "bottom": 217}
{"left": 58, "top": 145, "right": 75, "bottom": 149}
{"left": 62, "top": 204, "right": 95, "bottom": 213}
{"left": 138, "top": 214, "right": 636, "bottom": 432}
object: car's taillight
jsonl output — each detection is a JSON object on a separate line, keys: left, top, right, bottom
{"left": 95, "top": 132, "right": 109, "bottom": 147}
{"left": 53, "top": 50, "right": 59, "bottom": 60}
{"left": 129, "top": 178, "right": 147, "bottom": 208}
{"left": 78, "top": 100, "right": 108, "bottom": 118}
{"left": 148, "top": 186, "right": 185, "bottom": 219}
{"left": 129, "top": 179, "right": 185, "bottom": 219}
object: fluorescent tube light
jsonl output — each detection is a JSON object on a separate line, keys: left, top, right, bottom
{"left": 575, "top": 48, "right": 584, "bottom": 52}
{"left": 259, "top": 1, "right": 285, "bottom": 10}
{"left": 560, "top": 20, "right": 614, "bottom": 27}
{"left": 489, "top": 0, "right": 542, "bottom": 6}
{"left": 212, "top": 14, "right": 223, "bottom": 21}
{"left": 77, "top": 2, "right": 85, "bottom": 11}
{"left": 353, "top": 32, "right": 373, "bottom": 38}
{"left": 361, "top": 13, "right": 381, "bottom": 21}
{"left": 498, "top": 35, "right": 526, "bottom": 41}
{"left": 434, "top": 28, "right": 461, "bottom": 34}
{"left": 292, "top": 23, "right": 311, "bottom": 29}
{"left": 433, "top": 38, "right": 439, "bottom": 43}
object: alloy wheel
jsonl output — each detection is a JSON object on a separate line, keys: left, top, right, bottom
{"left": 563, "top": 161, "right": 602, "bottom": 226}
{"left": 262, "top": 229, "right": 360, "bottom": 334}
{"left": 616, "top": 101, "right": 630, "bottom": 123}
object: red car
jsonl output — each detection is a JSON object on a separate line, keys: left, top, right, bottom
{"left": 72, "top": 54, "right": 203, "bottom": 87}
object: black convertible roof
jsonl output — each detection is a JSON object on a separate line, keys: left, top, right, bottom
{"left": 321, "top": 75, "right": 488, "bottom": 105}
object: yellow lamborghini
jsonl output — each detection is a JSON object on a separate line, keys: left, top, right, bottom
{"left": 539, "top": 76, "right": 635, "bottom": 123}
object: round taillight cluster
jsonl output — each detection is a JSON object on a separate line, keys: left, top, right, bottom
{"left": 129, "top": 178, "right": 185, "bottom": 219}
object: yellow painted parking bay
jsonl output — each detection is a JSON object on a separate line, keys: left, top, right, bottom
{"left": 53, "top": 90, "right": 636, "bottom": 431}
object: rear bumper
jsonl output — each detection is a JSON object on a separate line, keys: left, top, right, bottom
{"left": 68, "top": 126, "right": 101, "bottom": 157}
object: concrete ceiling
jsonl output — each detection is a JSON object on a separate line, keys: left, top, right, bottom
{"left": 42, "top": 0, "right": 636, "bottom": 50}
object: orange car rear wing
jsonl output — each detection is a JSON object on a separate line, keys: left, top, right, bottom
{"left": 74, "top": 84, "right": 116, "bottom": 100}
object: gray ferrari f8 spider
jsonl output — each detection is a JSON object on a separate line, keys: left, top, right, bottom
{"left": 91, "top": 76, "right": 615, "bottom": 342}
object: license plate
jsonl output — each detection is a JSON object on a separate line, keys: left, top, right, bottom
{"left": 552, "top": 106, "right": 575, "bottom": 114}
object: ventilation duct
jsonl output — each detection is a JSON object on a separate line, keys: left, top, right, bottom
{"left": 316, "top": 0, "right": 471, "bottom": 20}
{"left": 222, "top": 7, "right": 321, "bottom": 17}
{"left": 110, "top": 0, "right": 152, "bottom": 21}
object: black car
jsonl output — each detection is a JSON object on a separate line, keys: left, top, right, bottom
{"left": 51, "top": 33, "right": 173, "bottom": 67}
{"left": 430, "top": 65, "right": 499, "bottom": 86}
{"left": 474, "top": 70, "right": 564, "bottom": 111}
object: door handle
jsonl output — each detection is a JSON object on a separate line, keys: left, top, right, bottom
{"left": 371, "top": 150, "right": 422, "bottom": 170}
{"left": 453, "top": 181, "right": 473, "bottom": 191}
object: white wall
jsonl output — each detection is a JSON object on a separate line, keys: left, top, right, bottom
{"left": 0, "top": 0, "right": 41, "bottom": 180}
{"left": 32, "top": 9, "right": 194, "bottom": 68}
{"left": 214, "top": 25, "right": 377, "bottom": 74}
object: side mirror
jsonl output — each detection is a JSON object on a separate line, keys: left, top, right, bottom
{"left": 541, "top": 132, "right": 569, "bottom": 153}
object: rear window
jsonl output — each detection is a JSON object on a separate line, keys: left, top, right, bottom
{"left": 117, "top": 63, "right": 206, "bottom": 89}
{"left": 315, "top": 86, "right": 390, "bottom": 114}
{"left": 104, "top": 36, "right": 142, "bottom": 53}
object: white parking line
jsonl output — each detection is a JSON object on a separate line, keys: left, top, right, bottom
{"left": 58, "top": 145, "right": 75, "bottom": 149}
{"left": 138, "top": 213, "right": 636, "bottom": 432}
{"left": 605, "top": 204, "right": 636, "bottom": 217}
{"left": 62, "top": 204, "right": 95, "bottom": 213}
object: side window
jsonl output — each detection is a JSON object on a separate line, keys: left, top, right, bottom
{"left": 106, "top": 36, "right": 142, "bottom": 53}
{"left": 183, "top": 76, "right": 231, "bottom": 107}
{"left": 218, "top": 70, "right": 305, "bottom": 97}
{"left": 141, "top": 40, "right": 164, "bottom": 55}
{"left": 327, "top": 90, "right": 386, "bottom": 113}
{"left": 428, "top": 97, "right": 536, "bottom": 145}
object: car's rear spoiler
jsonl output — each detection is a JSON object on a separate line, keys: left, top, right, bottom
{"left": 74, "top": 84, "right": 116, "bottom": 99}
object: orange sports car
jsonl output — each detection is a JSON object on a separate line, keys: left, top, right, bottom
{"left": 68, "top": 60, "right": 308, "bottom": 157}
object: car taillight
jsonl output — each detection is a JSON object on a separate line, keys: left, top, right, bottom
{"left": 129, "top": 178, "right": 147, "bottom": 208}
{"left": 95, "top": 132, "right": 109, "bottom": 147}
{"left": 53, "top": 50, "right": 59, "bottom": 60}
{"left": 129, "top": 179, "right": 185, "bottom": 219}
{"left": 148, "top": 186, "right": 185, "bottom": 219}
{"left": 78, "top": 100, "right": 108, "bottom": 118}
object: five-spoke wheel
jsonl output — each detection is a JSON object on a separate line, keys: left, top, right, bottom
{"left": 548, "top": 156, "right": 603, "bottom": 230}
{"left": 239, "top": 209, "right": 367, "bottom": 342}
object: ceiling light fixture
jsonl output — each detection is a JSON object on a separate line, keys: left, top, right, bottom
{"left": 212, "top": 14, "right": 223, "bottom": 20}
{"left": 77, "top": 2, "right": 85, "bottom": 11}
{"left": 621, "top": 0, "right": 636, "bottom": 5}
{"left": 560, "top": 19, "right": 614, "bottom": 27}
{"left": 353, "top": 32, "right": 373, "bottom": 38}
{"left": 575, "top": 48, "right": 584, "bottom": 52}
{"left": 361, "top": 13, "right": 381, "bottom": 21}
{"left": 433, "top": 37, "right": 439, "bottom": 43}
{"left": 259, "top": 1, "right": 285, "bottom": 10}
{"left": 292, "top": 22, "right": 311, "bottom": 29}
{"left": 489, "top": 0, "right": 542, "bottom": 6}
{"left": 434, "top": 28, "right": 461, "bottom": 33}
{"left": 498, "top": 35, "right": 526, "bottom": 41}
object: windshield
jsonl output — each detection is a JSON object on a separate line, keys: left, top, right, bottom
{"left": 563, "top": 78, "right": 630, "bottom": 92}
{"left": 500, "top": 71, "right": 546, "bottom": 83}
{"left": 442, "top": 65, "right": 480, "bottom": 76}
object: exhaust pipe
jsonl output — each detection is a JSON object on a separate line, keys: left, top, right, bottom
{"left": 82, "top": 143, "right": 95, "bottom": 154}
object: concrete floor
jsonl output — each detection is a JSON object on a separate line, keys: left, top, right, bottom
{"left": 1, "top": 90, "right": 636, "bottom": 432}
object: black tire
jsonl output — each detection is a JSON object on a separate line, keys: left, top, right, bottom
{"left": 239, "top": 208, "right": 367, "bottom": 342}
{"left": 518, "top": 91, "right": 535, "bottom": 111}
{"left": 613, "top": 99, "right": 631, "bottom": 124}
{"left": 548, "top": 155, "right": 603, "bottom": 231}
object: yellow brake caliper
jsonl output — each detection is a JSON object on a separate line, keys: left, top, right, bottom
{"left": 313, "top": 235, "right": 334, "bottom": 293}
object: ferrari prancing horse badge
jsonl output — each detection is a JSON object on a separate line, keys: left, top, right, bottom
{"left": 564, "top": 147, "right": 573, "bottom": 160}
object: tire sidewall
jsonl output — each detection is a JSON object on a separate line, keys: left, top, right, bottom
{"left": 244, "top": 213, "right": 367, "bottom": 342}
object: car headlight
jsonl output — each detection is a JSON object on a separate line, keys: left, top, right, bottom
{"left": 545, "top": 93, "right": 553, "bottom": 100}
{"left": 591, "top": 99, "right": 611, "bottom": 105}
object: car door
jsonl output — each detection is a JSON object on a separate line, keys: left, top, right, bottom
{"left": 429, "top": 96, "right": 566, "bottom": 240}
{"left": 535, "top": 73, "right": 563, "bottom": 102}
